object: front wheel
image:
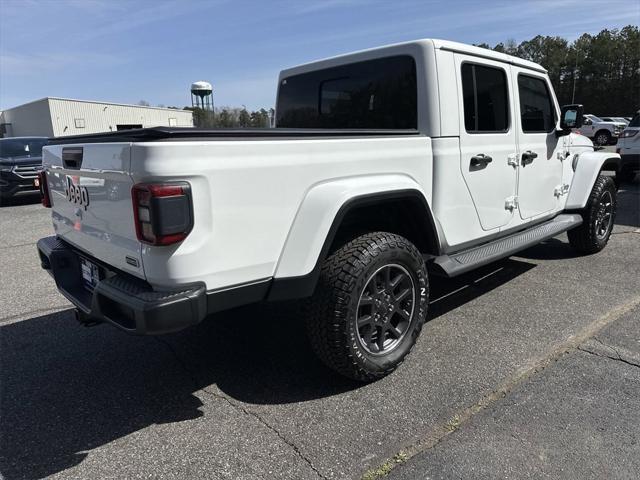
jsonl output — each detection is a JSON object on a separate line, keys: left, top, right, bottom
{"left": 594, "top": 130, "right": 612, "bottom": 146}
{"left": 305, "top": 232, "right": 429, "bottom": 382}
{"left": 568, "top": 175, "right": 617, "bottom": 254}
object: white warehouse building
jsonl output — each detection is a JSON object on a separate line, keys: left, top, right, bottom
{"left": 0, "top": 97, "right": 194, "bottom": 138}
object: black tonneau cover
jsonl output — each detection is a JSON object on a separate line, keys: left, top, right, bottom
{"left": 48, "top": 127, "right": 420, "bottom": 145}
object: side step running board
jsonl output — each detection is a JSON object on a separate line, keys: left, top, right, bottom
{"left": 432, "top": 214, "right": 583, "bottom": 277}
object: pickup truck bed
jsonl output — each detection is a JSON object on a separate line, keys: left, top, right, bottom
{"left": 40, "top": 129, "right": 434, "bottom": 293}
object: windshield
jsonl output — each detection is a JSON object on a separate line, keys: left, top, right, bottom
{"left": 0, "top": 138, "right": 48, "bottom": 159}
{"left": 588, "top": 115, "right": 603, "bottom": 122}
{"left": 629, "top": 115, "right": 640, "bottom": 128}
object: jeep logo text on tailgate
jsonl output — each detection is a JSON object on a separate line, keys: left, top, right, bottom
{"left": 65, "top": 176, "right": 90, "bottom": 210}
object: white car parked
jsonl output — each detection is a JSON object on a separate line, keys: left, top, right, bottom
{"left": 578, "top": 114, "right": 626, "bottom": 145}
{"left": 601, "top": 116, "right": 630, "bottom": 125}
{"left": 616, "top": 113, "right": 640, "bottom": 182}
{"left": 37, "top": 39, "right": 621, "bottom": 381}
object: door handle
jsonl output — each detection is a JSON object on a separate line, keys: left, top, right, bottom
{"left": 470, "top": 154, "right": 493, "bottom": 167}
{"left": 521, "top": 151, "right": 538, "bottom": 165}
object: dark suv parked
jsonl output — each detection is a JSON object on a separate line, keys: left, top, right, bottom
{"left": 0, "top": 137, "right": 48, "bottom": 201}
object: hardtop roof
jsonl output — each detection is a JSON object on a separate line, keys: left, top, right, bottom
{"left": 279, "top": 38, "right": 546, "bottom": 79}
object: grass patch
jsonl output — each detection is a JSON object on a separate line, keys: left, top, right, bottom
{"left": 361, "top": 452, "right": 408, "bottom": 480}
{"left": 445, "top": 414, "right": 462, "bottom": 432}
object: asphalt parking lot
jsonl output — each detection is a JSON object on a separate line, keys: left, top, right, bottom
{"left": 1, "top": 177, "right": 639, "bottom": 480}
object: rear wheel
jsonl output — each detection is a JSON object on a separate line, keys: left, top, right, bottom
{"left": 568, "top": 175, "right": 617, "bottom": 254}
{"left": 305, "top": 232, "right": 429, "bottom": 382}
{"left": 594, "top": 130, "right": 611, "bottom": 146}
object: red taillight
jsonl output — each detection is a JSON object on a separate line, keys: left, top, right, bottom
{"left": 132, "top": 182, "right": 193, "bottom": 246}
{"left": 39, "top": 170, "right": 52, "bottom": 208}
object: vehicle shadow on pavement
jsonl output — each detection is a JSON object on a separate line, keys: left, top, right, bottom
{"left": 0, "top": 193, "right": 41, "bottom": 208}
{"left": 166, "top": 259, "right": 539, "bottom": 406}
{"left": 516, "top": 237, "right": 582, "bottom": 260}
{"left": 427, "top": 259, "right": 536, "bottom": 320}
{"left": 519, "top": 182, "right": 639, "bottom": 262}
{"left": 0, "top": 258, "right": 538, "bottom": 479}
{"left": 0, "top": 309, "right": 207, "bottom": 479}
{"left": 615, "top": 181, "right": 640, "bottom": 229}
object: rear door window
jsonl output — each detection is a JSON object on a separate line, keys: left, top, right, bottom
{"left": 276, "top": 56, "right": 417, "bottom": 129}
{"left": 517, "top": 75, "right": 556, "bottom": 133}
{"left": 461, "top": 63, "right": 510, "bottom": 133}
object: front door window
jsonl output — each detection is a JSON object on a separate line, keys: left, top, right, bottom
{"left": 514, "top": 72, "right": 562, "bottom": 219}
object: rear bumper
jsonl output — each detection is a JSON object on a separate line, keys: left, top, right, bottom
{"left": 37, "top": 236, "right": 207, "bottom": 334}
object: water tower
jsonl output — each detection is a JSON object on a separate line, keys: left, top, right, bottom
{"left": 191, "top": 81, "right": 213, "bottom": 110}
{"left": 190, "top": 81, "right": 214, "bottom": 127}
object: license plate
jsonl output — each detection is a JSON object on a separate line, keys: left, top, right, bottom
{"left": 34, "top": 177, "right": 40, "bottom": 187}
{"left": 80, "top": 257, "right": 100, "bottom": 291}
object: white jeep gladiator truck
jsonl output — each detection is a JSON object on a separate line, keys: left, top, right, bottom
{"left": 37, "top": 39, "right": 621, "bottom": 381}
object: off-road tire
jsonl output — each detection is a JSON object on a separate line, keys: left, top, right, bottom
{"left": 593, "top": 130, "right": 611, "bottom": 146}
{"left": 568, "top": 175, "right": 617, "bottom": 254}
{"left": 305, "top": 232, "right": 429, "bottom": 382}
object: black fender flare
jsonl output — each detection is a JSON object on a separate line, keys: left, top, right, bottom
{"left": 267, "top": 189, "right": 439, "bottom": 301}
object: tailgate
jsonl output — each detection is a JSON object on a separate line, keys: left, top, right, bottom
{"left": 43, "top": 143, "right": 144, "bottom": 279}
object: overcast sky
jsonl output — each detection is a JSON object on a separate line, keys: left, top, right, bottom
{"left": 1, "top": 0, "right": 637, "bottom": 111}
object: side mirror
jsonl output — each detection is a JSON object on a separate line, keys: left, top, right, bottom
{"left": 558, "top": 105, "right": 584, "bottom": 135}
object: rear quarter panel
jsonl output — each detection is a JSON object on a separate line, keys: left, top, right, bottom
{"left": 131, "top": 136, "right": 433, "bottom": 290}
